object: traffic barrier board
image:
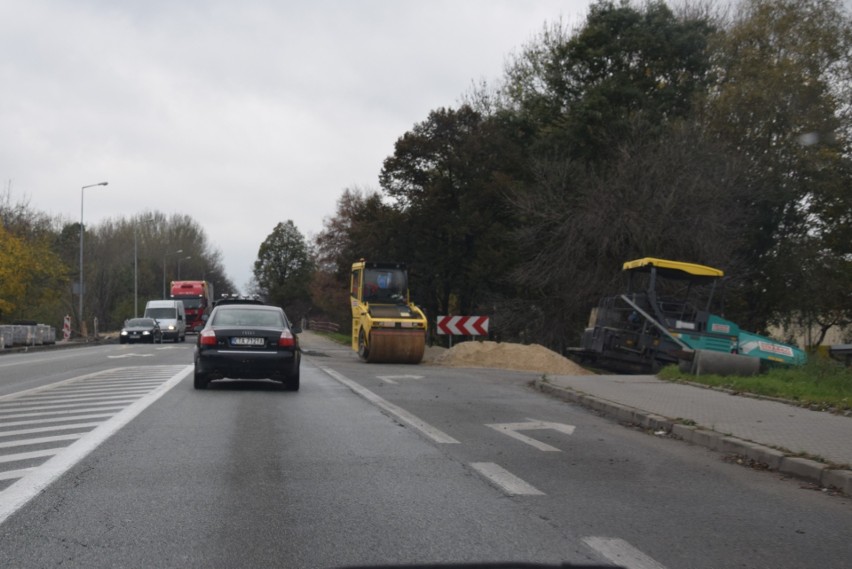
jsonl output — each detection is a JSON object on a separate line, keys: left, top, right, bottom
{"left": 436, "top": 315, "right": 489, "bottom": 336}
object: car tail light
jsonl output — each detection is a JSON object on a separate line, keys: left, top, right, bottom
{"left": 200, "top": 329, "right": 217, "bottom": 346}
{"left": 278, "top": 330, "right": 295, "bottom": 347}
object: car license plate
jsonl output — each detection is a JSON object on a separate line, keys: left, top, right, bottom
{"left": 232, "top": 337, "right": 264, "bottom": 346}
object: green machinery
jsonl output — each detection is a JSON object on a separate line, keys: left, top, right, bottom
{"left": 570, "top": 258, "right": 806, "bottom": 375}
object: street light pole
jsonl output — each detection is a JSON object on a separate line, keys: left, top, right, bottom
{"left": 177, "top": 256, "right": 192, "bottom": 280}
{"left": 134, "top": 216, "right": 154, "bottom": 317}
{"left": 79, "top": 181, "right": 108, "bottom": 338}
{"left": 163, "top": 249, "right": 183, "bottom": 298}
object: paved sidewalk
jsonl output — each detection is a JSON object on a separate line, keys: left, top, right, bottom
{"left": 537, "top": 374, "right": 852, "bottom": 494}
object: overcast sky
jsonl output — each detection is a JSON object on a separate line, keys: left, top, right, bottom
{"left": 2, "top": 1, "right": 657, "bottom": 292}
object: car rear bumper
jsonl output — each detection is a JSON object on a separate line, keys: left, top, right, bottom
{"left": 196, "top": 349, "right": 299, "bottom": 380}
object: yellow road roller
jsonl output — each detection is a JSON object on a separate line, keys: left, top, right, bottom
{"left": 350, "top": 260, "right": 427, "bottom": 364}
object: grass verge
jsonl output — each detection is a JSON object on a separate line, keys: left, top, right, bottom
{"left": 310, "top": 330, "right": 351, "bottom": 346}
{"left": 658, "top": 356, "right": 852, "bottom": 412}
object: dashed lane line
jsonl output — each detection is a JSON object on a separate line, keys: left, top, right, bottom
{"left": 583, "top": 536, "right": 669, "bottom": 569}
{"left": 469, "top": 462, "right": 545, "bottom": 496}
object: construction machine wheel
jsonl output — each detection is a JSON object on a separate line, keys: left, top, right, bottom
{"left": 689, "top": 349, "right": 760, "bottom": 377}
{"left": 362, "top": 329, "right": 425, "bottom": 364}
{"left": 358, "top": 330, "right": 370, "bottom": 361}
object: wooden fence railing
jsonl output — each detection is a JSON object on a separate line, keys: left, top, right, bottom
{"left": 308, "top": 320, "right": 341, "bottom": 333}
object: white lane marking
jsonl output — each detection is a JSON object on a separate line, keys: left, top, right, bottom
{"left": 470, "top": 462, "right": 544, "bottom": 496}
{"left": 0, "top": 365, "right": 192, "bottom": 526}
{"left": 320, "top": 366, "right": 459, "bottom": 444}
{"left": 107, "top": 353, "right": 155, "bottom": 359}
{"left": 0, "top": 423, "right": 102, "bottom": 438}
{"left": 485, "top": 419, "right": 576, "bottom": 452}
{"left": 0, "top": 368, "right": 127, "bottom": 402}
{"left": 1, "top": 388, "right": 155, "bottom": 403}
{"left": 0, "top": 448, "right": 61, "bottom": 464}
{"left": 0, "top": 434, "right": 83, "bottom": 450}
{"left": 0, "top": 414, "right": 115, "bottom": 429}
{"left": 0, "top": 406, "right": 126, "bottom": 421}
{"left": 0, "top": 397, "right": 141, "bottom": 413}
{"left": 583, "top": 537, "right": 669, "bottom": 569}
{"left": 0, "top": 347, "right": 114, "bottom": 369}
{"left": 377, "top": 375, "right": 423, "bottom": 384}
{"left": 0, "top": 468, "right": 35, "bottom": 481}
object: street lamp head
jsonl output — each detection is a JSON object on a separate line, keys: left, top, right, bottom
{"left": 82, "top": 181, "right": 109, "bottom": 190}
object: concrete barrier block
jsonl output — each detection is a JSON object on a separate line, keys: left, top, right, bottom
{"left": 690, "top": 429, "right": 725, "bottom": 450}
{"left": 671, "top": 424, "right": 696, "bottom": 441}
{"left": 821, "top": 469, "right": 852, "bottom": 496}
{"left": 779, "top": 456, "right": 826, "bottom": 485}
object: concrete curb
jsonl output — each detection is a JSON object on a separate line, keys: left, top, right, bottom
{"left": 534, "top": 379, "right": 851, "bottom": 496}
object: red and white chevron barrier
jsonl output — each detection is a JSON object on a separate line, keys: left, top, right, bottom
{"left": 436, "top": 315, "right": 489, "bottom": 336}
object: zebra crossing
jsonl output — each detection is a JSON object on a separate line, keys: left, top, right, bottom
{"left": 0, "top": 365, "right": 190, "bottom": 524}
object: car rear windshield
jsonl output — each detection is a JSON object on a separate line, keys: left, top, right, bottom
{"left": 212, "top": 308, "right": 284, "bottom": 327}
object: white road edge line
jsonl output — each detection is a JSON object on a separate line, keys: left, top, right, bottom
{"left": 582, "top": 536, "right": 669, "bottom": 569}
{"left": 469, "top": 462, "right": 544, "bottom": 496}
{"left": 0, "top": 365, "right": 192, "bottom": 527}
{"left": 319, "top": 366, "right": 460, "bottom": 444}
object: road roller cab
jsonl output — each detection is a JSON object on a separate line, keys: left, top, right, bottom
{"left": 350, "top": 260, "right": 428, "bottom": 364}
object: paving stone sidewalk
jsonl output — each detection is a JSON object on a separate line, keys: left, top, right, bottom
{"left": 538, "top": 374, "right": 852, "bottom": 493}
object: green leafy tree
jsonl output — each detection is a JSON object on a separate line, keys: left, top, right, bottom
{"left": 501, "top": 0, "right": 714, "bottom": 160}
{"left": 253, "top": 220, "right": 314, "bottom": 318}
{"left": 704, "top": 0, "right": 852, "bottom": 334}
{"left": 312, "top": 188, "right": 402, "bottom": 327}
{"left": 379, "top": 105, "right": 523, "bottom": 327}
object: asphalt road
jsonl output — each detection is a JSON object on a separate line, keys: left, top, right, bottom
{"left": 0, "top": 337, "right": 849, "bottom": 568}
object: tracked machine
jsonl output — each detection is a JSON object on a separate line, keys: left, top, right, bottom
{"left": 350, "top": 260, "right": 427, "bottom": 364}
{"left": 569, "top": 258, "right": 806, "bottom": 375}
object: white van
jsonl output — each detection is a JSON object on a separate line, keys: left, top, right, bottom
{"left": 143, "top": 300, "right": 186, "bottom": 342}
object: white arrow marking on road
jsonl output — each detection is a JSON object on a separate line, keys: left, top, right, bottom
{"left": 377, "top": 375, "right": 423, "bottom": 384}
{"left": 107, "top": 353, "right": 154, "bottom": 359}
{"left": 486, "top": 418, "right": 576, "bottom": 452}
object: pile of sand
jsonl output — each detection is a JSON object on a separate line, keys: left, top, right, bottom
{"left": 424, "top": 340, "right": 592, "bottom": 376}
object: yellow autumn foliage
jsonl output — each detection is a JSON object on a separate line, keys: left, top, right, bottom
{"left": 0, "top": 225, "right": 68, "bottom": 319}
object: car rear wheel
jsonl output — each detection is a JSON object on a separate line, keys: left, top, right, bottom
{"left": 193, "top": 367, "right": 209, "bottom": 390}
{"left": 282, "top": 363, "right": 300, "bottom": 391}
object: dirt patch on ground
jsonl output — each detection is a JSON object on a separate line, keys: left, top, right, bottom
{"left": 423, "top": 340, "right": 592, "bottom": 376}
